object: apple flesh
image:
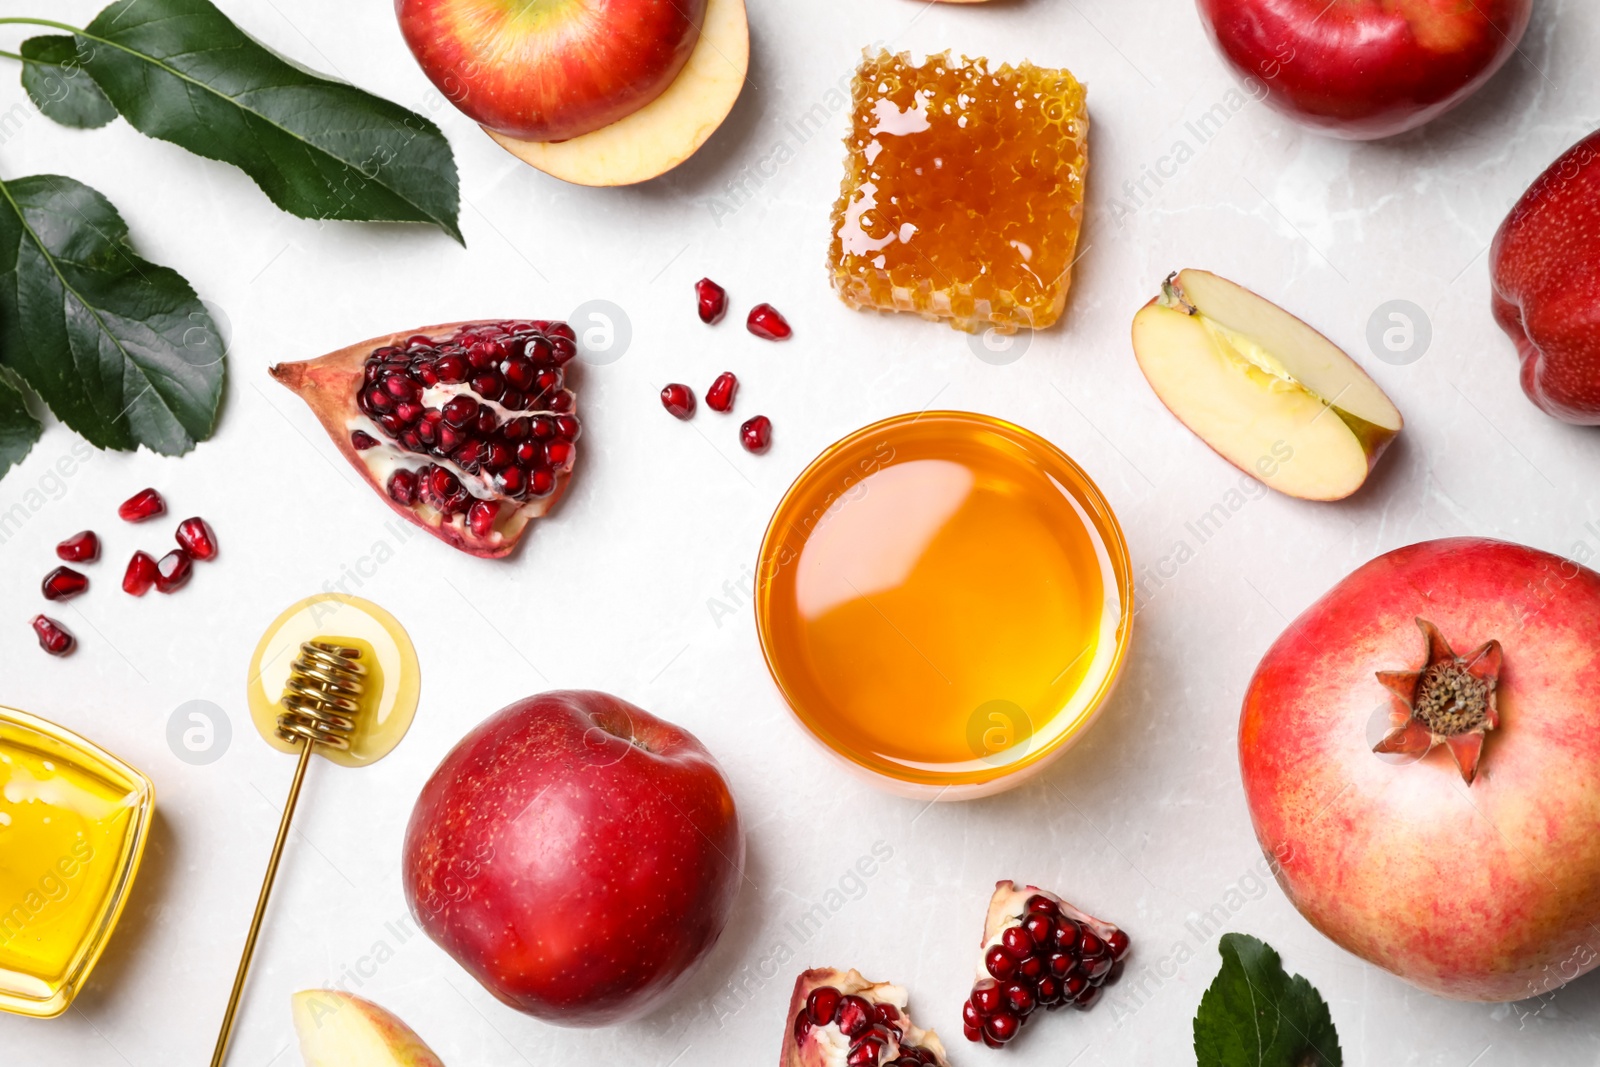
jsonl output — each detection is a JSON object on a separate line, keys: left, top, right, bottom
{"left": 1196, "top": 0, "right": 1532, "bottom": 139}
{"left": 1131, "top": 269, "right": 1402, "bottom": 501}
{"left": 401, "top": 690, "right": 744, "bottom": 1026}
{"left": 291, "top": 990, "right": 445, "bottom": 1066}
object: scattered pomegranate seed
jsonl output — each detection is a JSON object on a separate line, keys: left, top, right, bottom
{"left": 155, "top": 550, "right": 192, "bottom": 594}
{"left": 740, "top": 415, "right": 772, "bottom": 454}
{"left": 118, "top": 488, "right": 166, "bottom": 522}
{"left": 706, "top": 371, "right": 738, "bottom": 413}
{"left": 123, "top": 551, "right": 159, "bottom": 596}
{"left": 42, "top": 566, "right": 89, "bottom": 601}
{"left": 747, "top": 303, "right": 792, "bottom": 340}
{"left": 661, "top": 383, "right": 697, "bottom": 420}
{"left": 56, "top": 530, "right": 100, "bottom": 562}
{"left": 695, "top": 278, "right": 728, "bottom": 324}
{"left": 32, "top": 615, "right": 75, "bottom": 656}
{"left": 175, "top": 517, "right": 219, "bottom": 561}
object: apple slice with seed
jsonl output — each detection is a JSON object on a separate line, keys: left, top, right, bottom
{"left": 1131, "top": 268, "right": 1402, "bottom": 501}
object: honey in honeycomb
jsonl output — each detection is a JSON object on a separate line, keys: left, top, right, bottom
{"left": 828, "top": 50, "right": 1089, "bottom": 334}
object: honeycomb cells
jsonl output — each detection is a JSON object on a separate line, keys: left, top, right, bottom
{"left": 828, "top": 51, "right": 1090, "bottom": 334}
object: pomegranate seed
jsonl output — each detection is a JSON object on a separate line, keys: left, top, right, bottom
{"left": 983, "top": 1012, "right": 1020, "bottom": 1044}
{"left": 1085, "top": 954, "right": 1114, "bottom": 980}
{"left": 467, "top": 500, "right": 500, "bottom": 538}
{"left": 695, "top": 277, "right": 728, "bottom": 324}
{"left": 118, "top": 488, "right": 166, "bottom": 522}
{"left": 1046, "top": 950, "right": 1077, "bottom": 978}
{"left": 747, "top": 302, "right": 792, "bottom": 340}
{"left": 1001, "top": 925, "right": 1033, "bottom": 959}
{"left": 503, "top": 358, "right": 537, "bottom": 391}
{"left": 834, "top": 996, "right": 872, "bottom": 1038}
{"left": 123, "top": 551, "right": 159, "bottom": 595}
{"left": 1054, "top": 918, "right": 1080, "bottom": 947}
{"left": 32, "top": 615, "right": 75, "bottom": 656}
{"left": 384, "top": 374, "right": 420, "bottom": 401}
{"left": 42, "top": 566, "right": 89, "bottom": 601}
{"left": 981, "top": 1028, "right": 1005, "bottom": 1049}
{"left": 175, "top": 517, "right": 219, "bottom": 561}
{"left": 436, "top": 354, "right": 467, "bottom": 382}
{"left": 495, "top": 467, "right": 527, "bottom": 497}
{"left": 545, "top": 439, "right": 574, "bottom": 468}
{"left": 470, "top": 372, "right": 504, "bottom": 402}
{"left": 1017, "top": 954, "right": 1046, "bottom": 981}
{"left": 705, "top": 371, "right": 737, "bottom": 412}
{"left": 740, "top": 415, "right": 772, "bottom": 454}
{"left": 986, "top": 944, "right": 1017, "bottom": 980}
{"left": 388, "top": 469, "right": 418, "bottom": 505}
{"left": 806, "top": 986, "right": 841, "bottom": 1027}
{"left": 529, "top": 466, "right": 556, "bottom": 497}
{"left": 1036, "top": 975, "right": 1064, "bottom": 1006}
{"left": 964, "top": 1023, "right": 981, "bottom": 1043}
{"left": 793, "top": 1012, "right": 812, "bottom": 1042}
{"left": 1106, "top": 929, "right": 1131, "bottom": 961}
{"left": 351, "top": 430, "right": 378, "bottom": 450}
{"left": 661, "top": 383, "right": 696, "bottom": 420}
{"left": 1002, "top": 981, "right": 1036, "bottom": 1017}
{"left": 1063, "top": 974, "right": 1088, "bottom": 999}
{"left": 1026, "top": 896, "right": 1059, "bottom": 917}
{"left": 155, "top": 550, "right": 193, "bottom": 593}
{"left": 405, "top": 334, "right": 435, "bottom": 349}
{"left": 56, "top": 530, "right": 100, "bottom": 562}
{"left": 1024, "top": 912, "right": 1055, "bottom": 946}
{"left": 1079, "top": 930, "right": 1106, "bottom": 958}
{"left": 555, "top": 415, "right": 580, "bottom": 439}
{"left": 442, "top": 395, "right": 479, "bottom": 427}
{"left": 962, "top": 1001, "right": 983, "bottom": 1030}
{"left": 1073, "top": 985, "right": 1102, "bottom": 1010}
{"left": 972, "top": 980, "right": 1001, "bottom": 1016}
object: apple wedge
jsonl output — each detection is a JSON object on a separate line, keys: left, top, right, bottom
{"left": 292, "top": 990, "right": 445, "bottom": 1067}
{"left": 1131, "top": 269, "right": 1402, "bottom": 501}
{"left": 487, "top": 0, "right": 749, "bottom": 187}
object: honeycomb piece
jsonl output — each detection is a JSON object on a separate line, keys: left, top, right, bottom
{"left": 828, "top": 50, "right": 1089, "bottom": 335}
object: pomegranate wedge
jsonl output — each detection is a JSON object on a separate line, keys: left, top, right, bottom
{"left": 783, "top": 967, "right": 948, "bottom": 1067}
{"left": 270, "top": 320, "right": 581, "bottom": 559}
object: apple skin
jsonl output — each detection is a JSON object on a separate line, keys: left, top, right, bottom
{"left": 291, "top": 990, "right": 445, "bottom": 1066}
{"left": 401, "top": 690, "right": 743, "bottom": 1026}
{"left": 1240, "top": 538, "right": 1600, "bottom": 1001}
{"left": 1195, "top": 0, "right": 1531, "bottom": 139}
{"left": 395, "top": 0, "right": 706, "bottom": 142}
{"left": 1491, "top": 128, "right": 1600, "bottom": 424}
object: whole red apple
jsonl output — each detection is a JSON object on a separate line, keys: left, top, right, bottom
{"left": 1240, "top": 538, "right": 1600, "bottom": 1001}
{"left": 1195, "top": 0, "right": 1532, "bottom": 139}
{"left": 394, "top": 0, "right": 706, "bottom": 142}
{"left": 1491, "top": 128, "right": 1600, "bottom": 424}
{"left": 402, "top": 690, "right": 743, "bottom": 1025}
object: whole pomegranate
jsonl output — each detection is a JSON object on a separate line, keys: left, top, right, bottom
{"left": 1241, "top": 538, "right": 1600, "bottom": 1001}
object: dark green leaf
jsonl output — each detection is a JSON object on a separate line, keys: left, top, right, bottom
{"left": 73, "top": 0, "right": 462, "bottom": 242}
{"left": 0, "top": 374, "right": 42, "bottom": 478}
{"left": 20, "top": 36, "right": 116, "bottom": 129}
{"left": 1194, "top": 934, "right": 1342, "bottom": 1067}
{"left": 0, "top": 173, "right": 224, "bottom": 455}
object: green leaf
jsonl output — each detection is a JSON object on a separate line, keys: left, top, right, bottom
{"left": 1194, "top": 934, "right": 1342, "bottom": 1067}
{"left": 0, "top": 374, "right": 42, "bottom": 478}
{"left": 20, "top": 35, "right": 116, "bottom": 129}
{"left": 72, "top": 0, "right": 462, "bottom": 242}
{"left": 0, "top": 173, "right": 224, "bottom": 456}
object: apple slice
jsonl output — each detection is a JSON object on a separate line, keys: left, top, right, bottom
{"left": 292, "top": 990, "right": 445, "bottom": 1066}
{"left": 1131, "top": 269, "right": 1402, "bottom": 501}
{"left": 487, "top": 0, "right": 748, "bottom": 187}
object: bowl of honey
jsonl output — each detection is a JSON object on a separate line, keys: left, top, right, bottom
{"left": 755, "top": 412, "right": 1133, "bottom": 799}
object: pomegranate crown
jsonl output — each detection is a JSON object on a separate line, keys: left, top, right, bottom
{"left": 1373, "top": 617, "right": 1502, "bottom": 784}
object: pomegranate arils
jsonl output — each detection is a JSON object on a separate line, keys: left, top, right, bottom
{"left": 56, "top": 530, "right": 100, "bottom": 562}
{"left": 118, "top": 488, "right": 166, "bottom": 522}
{"left": 123, "top": 551, "right": 159, "bottom": 596}
{"left": 747, "top": 302, "right": 792, "bottom": 340}
{"left": 467, "top": 500, "right": 500, "bottom": 538}
{"left": 175, "top": 517, "right": 219, "bottom": 561}
{"left": 1001, "top": 925, "right": 1033, "bottom": 959}
{"left": 985, "top": 944, "right": 1016, "bottom": 980}
{"left": 791, "top": 980, "right": 947, "bottom": 1067}
{"left": 32, "top": 615, "right": 75, "bottom": 656}
{"left": 155, "top": 550, "right": 193, "bottom": 593}
{"left": 351, "top": 430, "right": 378, "bottom": 450}
{"left": 740, "top": 414, "right": 772, "bottom": 454}
{"left": 388, "top": 469, "right": 418, "bottom": 505}
{"left": 545, "top": 440, "right": 574, "bottom": 468}
{"left": 1106, "top": 929, "right": 1131, "bottom": 961}
{"left": 42, "top": 566, "right": 88, "bottom": 601}
{"left": 706, "top": 371, "right": 737, "bottom": 412}
{"left": 695, "top": 277, "right": 728, "bottom": 324}
{"left": 807, "top": 986, "right": 842, "bottom": 1026}
{"left": 661, "top": 383, "right": 696, "bottom": 420}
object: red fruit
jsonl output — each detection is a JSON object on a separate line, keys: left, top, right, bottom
{"left": 781, "top": 968, "right": 950, "bottom": 1067}
{"left": 982, "top": 1013, "right": 1019, "bottom": 1044}
{"left": 1492, "top": 128, "right": 1600, "bottom": 424}
{"left": 1196, "top": 0, "right": 1530, "bottom": 140}
{"left": 42, "top": 566, "right": 88, "bottom": 601}
{"left": 402, "top": 691, "right": 742, "bottom": 1025}
{"left": 123, "top": 551, "right": 159, "bottom": 596}
{"left": 175, "top": 517, "right": 219, "bottom": 561}
{"left": 1242, "top": 537, "right": 1600, "bottom": 1001}
{"left": 32, "top": 615, "right": 75, "bottom": 656}
{"left": 118, "top": 488, "right": 165, "bottom": 522}
{"left": 747, "top": 302, "right": 791, "bottom": 340}
{"left": 984, "top": 943, "right": 1016, "bottom": 981}
{"left": 660, "top": 383, "right": 696, "bottom": 420}
{"left": 705, "top": 371, "right": 737, "bottom": 413}
{"left": 695, "top": 278, "right": 728, "bottom": 324}
{"left": 269, "top": 320, "right": 581, "bottom": 559}
{"left": 154, "top": 550, "right": 192, "bottom": 593}
{"left": 56, "top": 530, "right": 100, "bottom": 562}
{"left": 739, "top": 414, "right": 771, "bottom": 454}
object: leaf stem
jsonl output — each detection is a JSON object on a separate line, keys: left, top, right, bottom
{"left": 0, "top": 49, "right": 27, "bottom": 63}
{"left": 0, "top": 16, "right": 84, "bottom": 65}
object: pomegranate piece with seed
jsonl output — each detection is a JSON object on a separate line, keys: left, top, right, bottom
{"left": 963, "top": 881, "right": 1129, "bottom": 1048}
{"left": 155, "top": 550, "right": 193, "bottom": 593}
{"left": 42, "top": 566, "right": 89, "bottom": 601}
{"left": 32, "top": 615, "right": 75, "bottom": 656}
{"left": 123, "top": 551, "right": 159, "bottom": 596}
{"left": 696, "top": 277, "right": 729, "bottom": 324}
{"left": 782, "top": 967, "right": 948, "bottom": 1067}
{"left": 118, "top": 487, "right": 166, "bottom": 522}
{"left": 706, "top": 371, "right": 737, "bottom": 413}
{"left": 56, "top": 530, "right": 100, "bottom": 562}
{"left": 748, "top": 302, "right": 792, "bottom": 340}
{"left": 740, "top": 415, "right": 772, "bottom": 454}
{"left": 661, "top": 383, "right": 696, "bottom": 420}
{"left": 269, "top": 319, "right": 582, "bottom": 559}
{"left": 175, "top": 517, "right": 219, "bottom": 561}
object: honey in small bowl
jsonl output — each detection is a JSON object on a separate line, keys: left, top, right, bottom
{"left": 756, "top": 412, "right": 1132, "bottom": 798}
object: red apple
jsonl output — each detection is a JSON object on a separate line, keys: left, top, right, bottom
{"left": 1240, "top": 538, "right": 1600, "bottom": 1001}
{"left": 1195, "top": 0, "right": 1532, "bottom": 140}
{"left": 401, "top": 690, "right": 743, "bottom": 1025}
{"left": 1491, "top": 128, "right": 1600, "bottom": 424}
{"left": 395, "top": 0, "right": 707, "bottom": 142}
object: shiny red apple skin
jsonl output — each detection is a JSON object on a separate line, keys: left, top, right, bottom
{"left": 1240, "top": 538, "right": 1600, "bottom": 1001}
{"left": 402, "top": 690, "right": 743, "bottom": 1025}
{"left": 1491, "top": 129, "right": 1600, "bottom": 424}
{"left": 1195, "top": 0, "right": 1532, "bottom": 139}
{"left": 395, "top": 0, "right": 707, "bottom": 142}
